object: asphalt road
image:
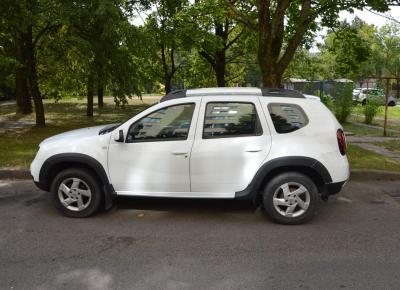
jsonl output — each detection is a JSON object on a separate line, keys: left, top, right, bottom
{"left": 1, "top": 180, "right": 400, "bottom": 290}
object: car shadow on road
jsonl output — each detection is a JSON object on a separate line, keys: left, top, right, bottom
{"left": 114, "top": 196, "right": 255, "bottom": 213}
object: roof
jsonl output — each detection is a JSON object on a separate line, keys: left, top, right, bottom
{"left": 160, "top": 87, "right": 305, "bottom": 102}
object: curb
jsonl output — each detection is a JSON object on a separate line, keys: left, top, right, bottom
{"left": 350, "top": 169, "right": 400, "bottom": 182}
{"left": 0, "top": 169, "right": 30, "bottom": 180}
{"left": 1, "top": 168, "right": 400, "bottom": 182}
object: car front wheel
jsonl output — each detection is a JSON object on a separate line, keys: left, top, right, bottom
{"left": 262, "top": 172, "right": 319, "bottom": 225}
{"left": 51, "top": 168, "right": 102, "bottom": 218}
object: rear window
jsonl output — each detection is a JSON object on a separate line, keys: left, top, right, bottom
{"left": 268, "top": 103, "right": 308, "bottom": 134}
{"left": 203, "top": 102, "right": 262, "bottom": 138}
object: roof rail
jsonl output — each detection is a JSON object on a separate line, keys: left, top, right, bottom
{"left": 260, "top": 88, "right": 304, "bottom": 98}
{"left": 160, "top": 87, "right": 304, "bottom": 102}
{"left": 160, "top": 89, "right": 187, "bottom": 102}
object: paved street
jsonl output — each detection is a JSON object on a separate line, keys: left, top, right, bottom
{"left": 1, "top": 179, "right": 400, "bottom": 290}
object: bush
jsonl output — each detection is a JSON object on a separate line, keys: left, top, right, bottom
{"left": 363, "top": 96, "right": 382, "bottom": 124}
{"left": 320, "top": 93, "right": 334, "bottom": 111}
{"left": 333, "top": 83, "right": 353, "bottom": 123}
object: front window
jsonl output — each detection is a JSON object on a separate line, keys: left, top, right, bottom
{"left": 126, "top": 103, "right": 195, "bottom": 142}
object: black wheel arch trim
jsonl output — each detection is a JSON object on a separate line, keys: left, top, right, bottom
{"left": 37, "top": 153, "right": 115, "bottom": 209}
{"left": 235, "top": 156, "right": 332, "bottom": 200}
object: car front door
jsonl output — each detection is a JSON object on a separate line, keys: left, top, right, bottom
{"left": 108, "top": 100, "right": 200, "bottom": 196}
{"left": 189, "top": 96, "right": 271, "bottom": 197}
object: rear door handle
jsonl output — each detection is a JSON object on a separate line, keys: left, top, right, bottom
{"left": 245, "top": 148, "right": 262, "bottom": 153}
{"left": 171, "top": 152, "right": 188, "bottom": 156}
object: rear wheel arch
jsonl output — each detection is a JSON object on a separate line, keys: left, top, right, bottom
{"left": 235, "top": 156, "right": 332, "bottom": 202}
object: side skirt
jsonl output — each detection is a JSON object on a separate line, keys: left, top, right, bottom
{"left": 115, "top": 191, "right": 235, "bottom": 199}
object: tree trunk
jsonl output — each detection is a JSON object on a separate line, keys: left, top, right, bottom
{"left": 25, "top": 26, "right": 45, "bottom": 126}
{"left": 261, "top": 69, "right": 282, "bottom": 88}
{"left": 87, "top": 72, "right": 94, "bottom": 117}
{"left": 97, "top": 86, "right": 104, "bottom": 108}
{"left": 164, "top": 76, "right": 172, "bottom": 94}
{"left": 15, "top": 30, "right": 32, "bottom": 114}
{"left": 215, "top": 67, "right": 225, "bottom": 87}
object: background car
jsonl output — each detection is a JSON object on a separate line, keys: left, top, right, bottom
{"left": 353, "top": 88, "right": 397, "bottom": 106}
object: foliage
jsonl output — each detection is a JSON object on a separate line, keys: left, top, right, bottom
{"left": 362, "top": 97, "right": 383, "bottom": 124}
{"left": 333, "top": 82, "right": 353, "bottom": 123}
{"left": 325, "top": 19, "right": 371, "bottom": 79}
{"left": 320, "top": 93, "right": 334, "bottom": 111}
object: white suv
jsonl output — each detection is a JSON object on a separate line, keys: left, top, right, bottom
{"left": 31, "top": 88, "right": 349, "bottom": 224}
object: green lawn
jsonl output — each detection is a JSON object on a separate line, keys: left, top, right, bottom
{"left": 0, "top": 97, "right": 158, "bottom": 168}
{"left": 372, "top": 140, "right": 400, "bottom": 153}
{"left": 352, "top": 105, "right": 400, "bottom": 120}
{"left": 347, "top": 144, "right": 400, "bottom": 172}
{"left": 350, "top": 105, "right": 400, "bottom": 132}
{"left": 342, "top": 123, "right": 400, "bottom": 137}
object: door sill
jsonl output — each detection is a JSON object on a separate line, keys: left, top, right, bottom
{"left": 116, "top": 191, "right": 235, "bottom": 198}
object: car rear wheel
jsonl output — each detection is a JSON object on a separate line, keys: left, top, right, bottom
{"left": 262, "top": 172, "right": 319, "bottom": 225}
{"left": 51, "top": 168, "right": 102, "bottom": 218}
{"left": 388, "top": 101, "right": 396, "bottom": 107}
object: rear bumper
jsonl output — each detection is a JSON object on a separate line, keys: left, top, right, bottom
{"left": 324, "top": 180, "right": 347, "bottom": 195}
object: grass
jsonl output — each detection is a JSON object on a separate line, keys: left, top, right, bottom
{"left": 352, "top": 105, "right": 400, "bottom": 120}
{"left": 349, "top": 105, "right": 400, "bottom": 132}
{"left": 342, "top": 123, "right": 389, "bottom": 137}
{"left": 347, "top": 144, "right": 400, "bottom": 172}
{"left": 372, "top": 140, "right": 400, "bottom": 153}
{"left": 0, "top": 97, "right": 159, "bottom": 168}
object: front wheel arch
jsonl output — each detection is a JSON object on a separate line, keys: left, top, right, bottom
{"left": 39, "top": 153, "right": 110, "bottom": 191}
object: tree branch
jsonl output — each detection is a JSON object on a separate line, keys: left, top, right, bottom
{"left": 199, "top": 50, "right": 217, "bottom": 69}
{"left": 225, "top": 0, "right": 257, "bottom": 31}
{"left": 278, "top": 0, "right": 313, "bottom": 72}
{"left": 33, "top": 23, "right": 61, "bottom": 48}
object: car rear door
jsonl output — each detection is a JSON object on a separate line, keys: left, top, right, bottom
{"left": 189, "top": 96, "right": 271, "bottom": 196}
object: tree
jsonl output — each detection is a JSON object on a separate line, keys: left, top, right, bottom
{"left": 320, "top": 19, "right": 371, "bottom": 80}
{"left": 378, "top": 22, "right": 400, "bottom": 79}
{"left": 181, "top": 0, "right": 246, "bottom": 87}
{"left": 144, "top": 0, "right": 190, "bottom": 94}
{"left": 0, "top": 0, "right": 62, "bottom": 125}
{"left": 62, "top": 0, "right": 145, "bottom": 116}
{"left": 226, "top": 0, "right": 392, "bottom": 87}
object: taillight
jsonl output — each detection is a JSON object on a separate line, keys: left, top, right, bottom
{"left": 337, "top": 129, "right": 347, "bottom": 155}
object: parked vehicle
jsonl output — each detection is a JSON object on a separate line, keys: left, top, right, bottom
{"left": 31, "top": 87, "right": 349, "bottom": 224}
{"left": 353, "top": 88, "right": 397, "bottom": 106}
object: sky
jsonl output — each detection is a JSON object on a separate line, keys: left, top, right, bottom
{"left": 310, "top": 6, "right": 400, "bottom": 52}
{"left": 339, "top": 6, "right": 400, "bottom": 28}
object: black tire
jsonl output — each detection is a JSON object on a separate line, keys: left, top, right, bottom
{"left": 388, "top": 101, "right": 396, "bottom": 107}
{"left": 50, "top": 168, "right": 103, "bottom": 218}
{"left": 361, "top": 99, "right": 367, "bottom": 106}
{"left": 262, "top": 172, "right": 319, "bottom": 225}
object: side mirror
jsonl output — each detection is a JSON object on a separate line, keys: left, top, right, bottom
{"left": 113, "top": 130, "right": 124, "bottom": 142}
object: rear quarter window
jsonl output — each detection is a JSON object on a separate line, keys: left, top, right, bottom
{"left": 268, "top": 103, "right": 309, "bottom": 134}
